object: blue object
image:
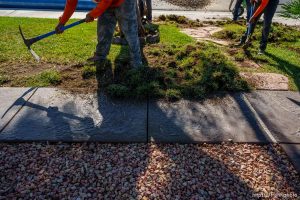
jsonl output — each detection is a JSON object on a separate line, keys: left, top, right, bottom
{"left": 29, "top": 19, "right": 85, "bottom": 45}
{"left": 0, "top": 0, "right": 95, "bottom": 10}
{"left": 247, "top": 3, "right": 255, "bottom": 36}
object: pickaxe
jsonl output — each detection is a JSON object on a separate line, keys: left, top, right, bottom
{"left": 19, "top": 19, "right": 85, "bottom": 62}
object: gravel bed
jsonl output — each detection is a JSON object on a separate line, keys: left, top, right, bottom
{"left": 0, "top": 143, "right": 299, "bottom": 199}
{"left": 162, "top": 0, "right": 212, "bottom": 9}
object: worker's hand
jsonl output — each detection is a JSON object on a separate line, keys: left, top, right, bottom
{"left": 85, "top": 13, "right": 94, "bottom": 23}
{"left": 55, "top": 23, "right": 65, "bottom": 34}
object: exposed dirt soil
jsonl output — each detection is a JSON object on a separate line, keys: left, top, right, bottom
{"left": 58, "top": 64, "right": 98, "bottom": 93}
{"left": 0, "top": 62, "right": 60, "bottom": 79}
{"left": 239, "top": 72, "right": 289, "bottom": 90}
{"left": 0, "top": 61, "right": 95, "bottom": 92}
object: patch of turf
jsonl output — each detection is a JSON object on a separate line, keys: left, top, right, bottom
{"left": 234, "top": 50, "right": 246, "bottom": 62}
{"left": 212, "top": 24, "right": 244, "bottom": 41}
{"left": 158, "top": 15, "right": 203, "bottom": 27}
{"left": 25, "top": 70, "right": 62, "bottom": 87}
{"left": 108, "top": 42, "right": 249, "bottom": 99}
{"left": 107, "top": 84, "right": 130, "bottom": 98}
{"left": 213, "top": 21, "right": 300, "bottom": 43}
{"left": 0, "top": 74, "right": 9, "bottom": 85}
{"left": 165, "top": 89, "right": 181, "bottom": 101}
{"left": 159, "top": 24, "right": 194, "bottom": 46}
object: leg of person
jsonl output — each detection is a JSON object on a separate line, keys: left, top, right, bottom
{"left": 138, "top": 0, "right": 144, "bottom": 18}
{"left": 146, "top": 0, "right": 152, "bottom": 21}
{"left": 94, "top": 10, "right": 117, "bottom": 86}
{"left": 233, "top": 0, "right": 243, "bottom": 21}
{"left": 236, "top": 3, "right": 261, "bottom": 46}
{"left": 245, "top": 0, "right": 251, "bottom": 21}
{"left": 259, "top": 0, "right": 279, "bottom": 53}
{"left": 95, "top": 9, "right": 117, "bottom": 65}
{"left": 115, "top": 0, "right": 143, "bottom": 68}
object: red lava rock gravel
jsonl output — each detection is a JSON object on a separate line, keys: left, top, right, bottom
{"left": 0, "top": 143, "right": 299, "bottom": 199}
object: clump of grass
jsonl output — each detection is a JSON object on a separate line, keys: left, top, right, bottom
{"left": 0, "top": 74, "right": 9, "bottom": 85}
{"left": 212, "top": 24, "right": 244, "bottom": 40}
{"left": 107, "top": 84, "right": 129, "bottom": 98}
{"left": 213, "top": 21, "right": 300, "bottom": 43}
{"left": 82, "top": 66, "right": 96, "bottom": 79}
{"left": 144, "top": 23, "right": 159, "bottom": 35}
{"left": 158, "top": 15, "right": 188, "bottom": 24}
{"left": 158, "top": 15, "right": 167, "bottom": 21}
{"left": 157, "top": 15, "right": 203, "bottom": 27}
{"left": 149, "top": 48, "right": 161, "bottom": 56}
{"left": 165, "top": 89, "right": 181, "bottom": 101}
{"left": 234, "top": 51, "right": 245, "bottom": 62}
{"left": 268, "top": 23, "right": 300, "bottom": 43}
{"left": 108, "top": 42, "right": 249, "bottom": 99}
{"left": 26, "top": 70, "right": 61, "bottom": 87}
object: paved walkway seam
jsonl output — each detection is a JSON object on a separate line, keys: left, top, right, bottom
{"left": 0, "top": 87, "right": 38, "bottom": 133}
{"left": 242, "top": 93, "right": 277, "bottom": 143}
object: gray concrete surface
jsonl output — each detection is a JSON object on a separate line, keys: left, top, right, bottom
{"left": 280, "top": 144, "right": 300, "bottom": 173}
{"left": 0, "top": 87, "right": 37, "bottom": 132}
{"left": 0, "top": 88, "right": 147, "bottom": 142}
{"left": 148, "top": 93, "right": 270, "bottom": 143}
{"left": 1, "top": 9, "right": 299, "bottom": 26}
{"left": 245, "top": 91, "right": 300, "bottom": 144}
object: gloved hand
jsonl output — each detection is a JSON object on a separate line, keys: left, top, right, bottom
{"left": 85, "top": 13, "right": 94, "bottom": 23}
{"left": 55, "top": 23, "right": 65, "bottom": 34}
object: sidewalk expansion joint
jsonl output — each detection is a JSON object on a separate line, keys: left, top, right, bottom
{"left": 241, "top": 93, "right": 278, "bottom": 143}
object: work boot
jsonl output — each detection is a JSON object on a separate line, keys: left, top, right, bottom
{"left": 86, "top": 52, "right": 101, "bottom": 63}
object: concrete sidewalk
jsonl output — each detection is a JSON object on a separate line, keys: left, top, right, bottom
{"left": 0, "top": 88, "right": 299, "bottom": 171}
{"left": 1, "top": 88, "right": 299, "bottom": 144}
{"left": 1, "top": 9, "right": 300, "bottom": 26}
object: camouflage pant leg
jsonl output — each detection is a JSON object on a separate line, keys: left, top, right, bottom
{"left": 95, "top": 9, "right": 117, "bottom": 60}
{"left": 115, "top": 0, "right": 143, "bottom": 67}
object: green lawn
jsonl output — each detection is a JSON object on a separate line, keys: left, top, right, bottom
{"left": 1, "top": 16, "right": 299, "bottom": 98}
{"left": 213, "top": 22, "right": 300, "bottom": 90}
{"left": 0, "top": 17, "right": 193, "bottom": 64}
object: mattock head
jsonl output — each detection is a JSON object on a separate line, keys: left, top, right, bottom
{"left": 19, "top": 25, "right": 40, "bottom": 62}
